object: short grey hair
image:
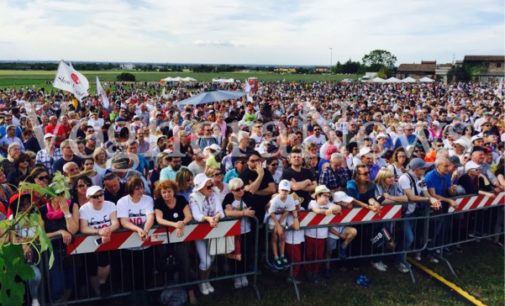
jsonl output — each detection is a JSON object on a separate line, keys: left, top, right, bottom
{"left": 330, "top": 153, "right": 344, "bottom": 161}
{"left": 228, "top": 178, "right": 244, "bottom": 191}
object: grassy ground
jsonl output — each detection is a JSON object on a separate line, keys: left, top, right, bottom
{"left": 0, "top": 70, "right": 356, "bottom": 89}
{"left": 87, "top": 240, "right": 503, "bottom": 306}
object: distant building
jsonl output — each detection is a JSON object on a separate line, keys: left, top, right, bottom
{"left": 314, "top": 67, "right": 330, "bottom": 73}
{"left": 463, "top": 55, "right": 505, "bottom": 82}
{"left": 397, "top": 61, "right": 436, "bottom": 79}
{"left": 274, "top": 67, "right": 297, "bottom": 73}
{"left": 120, "top": 63, "right": 135, "bottom": 70}
{"left": 435, "top": 63, "right": 453, "bottom": 84}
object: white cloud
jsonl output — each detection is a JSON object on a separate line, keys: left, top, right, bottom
{"left": 0, "top": 0, "right": 503, "bottom": 65}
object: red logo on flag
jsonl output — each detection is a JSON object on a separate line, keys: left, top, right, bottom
{"left": 70, "top": 73, "right": 80, "bottom": 85}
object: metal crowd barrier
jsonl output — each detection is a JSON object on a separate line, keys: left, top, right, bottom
{"left": 425, "top": 192, "right": 505, "bottom": 278}
{"left": 38, "top": 217, "right": 261, "bottom": 306}
{"left": 264, "top": 192, "right": 505, "bottom": 300}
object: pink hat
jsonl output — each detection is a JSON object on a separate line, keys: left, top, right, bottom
{"left": 325, "top": 145, "right": 338, "bottom": 160}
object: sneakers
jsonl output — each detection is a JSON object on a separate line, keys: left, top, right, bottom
{"left": 31, "top": 299, "right": 40, "bottom": 306}
{"left": 414, "top": 253, "right": 422, "bottom": 262}
{"left": 371, "top": 261, "right": 388, "bottom": 272}
{"left": 234, "top": 277, "right": 243, "bottom": 289}
{"left": 396, "top": 263, "right": 410, "bottom": 273}
{"left": 241, "top": 276, "right": 249, "bottom": 287}
{"left": 281, "top": 257, "right": 289, "bottom": 268}
{"left": 206, "top": 282, "right": 214, "bottom": 293}
{"left": 199, "top": 283, "right": 209, "bottom": 295}
{"left": 273, "top": 258, "right": 284, "bottom": 270}
{"left": 428, "top": 255, "right": 439, "bottom": 264}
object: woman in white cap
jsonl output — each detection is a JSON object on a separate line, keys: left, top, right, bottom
{"left": 222, "top": 178, "right": 256, "bottom": 289}
{"left": 188, "top": 173, "right": 225, "bottom": 295}
{"left": 79, "top": 185, "right": 119, "bottom": 296}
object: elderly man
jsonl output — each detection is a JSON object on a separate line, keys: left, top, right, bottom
{"left": 105, "top": 155, "right": 151, "bottom": 195}
{"left": 318, "top": 153, "right": 351, "bottom": 192}
{"left": 424, "top": 157, "right": 458, "bottom": 254}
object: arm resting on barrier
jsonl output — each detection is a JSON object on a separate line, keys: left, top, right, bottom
{"left": 428, "top": 188, "right": 457, "bottom": 208}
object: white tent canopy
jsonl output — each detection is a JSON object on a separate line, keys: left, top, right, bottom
{"left": 370, "top": 77, "right": 386, "bottom": 83}
{"left": 160, "top": 76, "right": 197, "bottom": 83}
{"left": 212, "top": 78, "right": 235, "bottom": 83}
{"left": 385, "top": 77, "right": 402, "bottom": 83}
{"left": 402, "top": 76, "right": 417, "bottom": 83}
{"left": 419, "top": 76, "right": 435, "bottom": 83}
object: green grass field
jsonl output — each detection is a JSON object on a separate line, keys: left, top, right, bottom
{"left": 0, "top": 70, "right": 357, "bottom": 90}
{"left": 86, "top": 241, "right": 503, "bottom": 306}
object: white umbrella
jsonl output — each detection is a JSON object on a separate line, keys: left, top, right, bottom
{"left": 385, "top": 77, "right": 402, "bottom": 83}
{"left": 419, "top": 76, "right": 435, "bottom": 83}
{"left": 402, "top": 76, "right": 417, "bottom": 83}
{"left": 212, "top": 78, "right": 235, "bottom": 83}
{"left": 370, "top": 77, "right": 386, "bottom": 83}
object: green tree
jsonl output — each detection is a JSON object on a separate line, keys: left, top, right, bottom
{"left": 116, "top": 72, "right": 136, "bottom": 82}
{"left": 362, "top": 49, "right": 397, "bottom": 70}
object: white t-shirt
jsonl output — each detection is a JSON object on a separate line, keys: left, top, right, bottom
{"left": 285, "top": 207, "right": 305, "bottom": 245}
{"left": 79, "top": 201, "right": 117, "bottom": 230}
{"left": 266, "top": 194, "right": 296, "bottom": 226}
{"left": 398, "top": 173, "right": 428, "bottom": 215}
{"left": 305, "top": 200, "right": 333, "bottom": 239}
{"left": 117, "top": 195, "right": 154, "bottom": 228}
{"left": 304, "top": 134, "right": 326, "bottom": 151}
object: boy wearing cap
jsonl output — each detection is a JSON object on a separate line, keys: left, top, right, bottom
{"left": 305, "top": 185, "right": 342, "bottom": 283}
{"left": 266, "top": 179, "right": 298, "bottom": 270}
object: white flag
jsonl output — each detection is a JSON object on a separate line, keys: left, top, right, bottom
{"left": 96, "top": 76, "right": 110, "bottom": 109}
{"left": 53, "top": 61, "right": 89, "bottom": 101}
{"left": 244, "top": 79, "right": 253, "bottom": 102}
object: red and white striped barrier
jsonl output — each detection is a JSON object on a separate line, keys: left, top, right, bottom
{"left": 299, "top": 205, "right": 402, "bottom": 227}
{"left": 448, "top": 192, "right": 505, "bottom": 213}
{"left": 67, "top": 219, "right": 241, "bottom": 255}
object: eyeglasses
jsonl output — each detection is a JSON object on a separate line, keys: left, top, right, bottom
{"left": 232, "top": 187, "right": 244, "bottom": 192}
{"left": 77, "top": 184, "right": 89, "bottom": 188}
{"left": 36, "top": 175, "right": 49, "bottom": 181}
{"left": 90, "top": 193, "right": 104, "bottom": 199}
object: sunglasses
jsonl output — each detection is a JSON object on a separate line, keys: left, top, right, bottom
{"left": 359, "top": 172, "right": 370, "bottom": 176}
{"left": 205, "top": 185, "right": 214, "bottom": 190}
{"left": 90, "top": 193, "right": 104, "bottom": 199}
{"left": 232, "top": 187, "right": 244, "bottom": 192}
{"left": 269, "top": 163, "right": 279, "bottom": 167}
{"left": 77, "top": 184, "right": 90, "bottom": 188}
{"left": 37, "top": 175, "right": 49, "bottom": 181}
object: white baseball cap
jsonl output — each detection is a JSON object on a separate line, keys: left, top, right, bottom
{"left": 464, "top": 161, "right": 480, "bottom": 172}
{"left": 86, "top": 186, "right": 104, "bottom": 198}
{"left": 193, "top": 173, "right": 213, "bottom": 191}
{"left": 279, "top": 179, "right": 291, "bottom": 192}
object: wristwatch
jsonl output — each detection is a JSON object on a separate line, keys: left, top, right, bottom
{"left": 64, "top": 212, "right": 72, "bottom": 219}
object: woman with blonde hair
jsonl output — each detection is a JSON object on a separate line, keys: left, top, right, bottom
{"left": 92, "top": 147, "right": 108, "bottom": 176}
{"left": 175, "top": 167, "right": 194, "bottom": 202}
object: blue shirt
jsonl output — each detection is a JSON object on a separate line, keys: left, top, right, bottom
{"left": 424, "top": 169, "right": 451, "bottom": 198}
{"left": 346, "top": 180, "right": 376, "bottom": 203}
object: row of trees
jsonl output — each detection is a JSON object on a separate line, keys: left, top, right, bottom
{"left": 332, "top": 49, "right": 398, "bottom": 78}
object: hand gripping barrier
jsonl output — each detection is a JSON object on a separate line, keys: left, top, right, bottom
{"left": 66, "top": 220, "right": 242, "bottom": 254}
{"left": 38, "top": 217, "right": 261, "bottom": 306}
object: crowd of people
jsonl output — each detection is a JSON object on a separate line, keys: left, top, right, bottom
{"left": 0, "top": 79, "right": 504, "bottom": 305}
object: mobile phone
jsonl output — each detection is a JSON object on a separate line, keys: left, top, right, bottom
{"left": 95, "top": 238, "right": 103, "bottom": 246}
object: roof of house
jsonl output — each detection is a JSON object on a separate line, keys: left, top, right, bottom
{"left": 463, "top": 55, "right": 504, "bottom": 62}
{"left": 398, "top": 63, "right": 436, "bottom": 73}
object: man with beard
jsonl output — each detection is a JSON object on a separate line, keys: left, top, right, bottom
{"left": 281, "top": 147, "right": 317, "bottom": 209}
{"left": 159, "top": 153, "right": 182, "bottom": 181}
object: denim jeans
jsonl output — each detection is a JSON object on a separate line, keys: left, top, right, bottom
{"left": 397, "top": 217, "right": 415, "bottom": 264}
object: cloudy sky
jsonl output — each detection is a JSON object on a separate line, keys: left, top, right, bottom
{"left": 0, "top": 0, "right": 503, "bottom": 65}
